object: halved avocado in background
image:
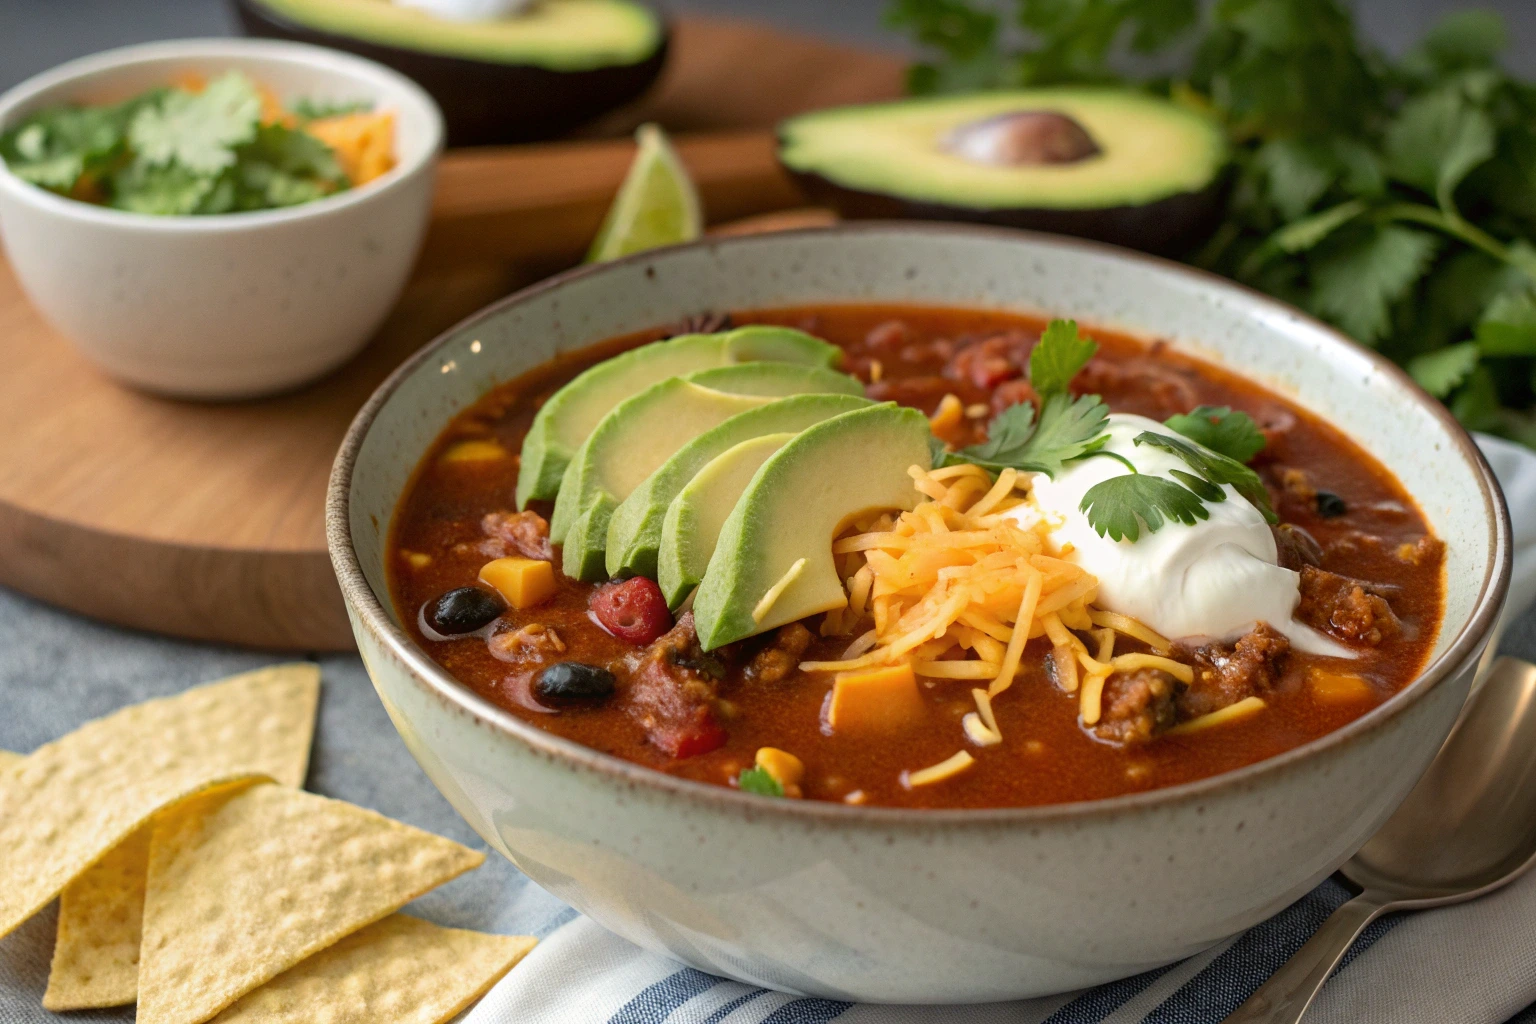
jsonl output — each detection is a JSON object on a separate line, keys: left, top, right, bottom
{"left": 778, "top": 89, "right": 1229, "bottom": 255}
{"left": 233, "top": 0, "right": 667, "bottom": 146}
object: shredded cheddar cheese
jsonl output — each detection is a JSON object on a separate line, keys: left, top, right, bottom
{"left": 1168, "top": 696, "right": 1266, "bottom": 735}
{"left": 801, "top": 462, "right": 1264, "bottom": 788}
{"left": 903, "top": 750, "right": 976, "bottom": 788}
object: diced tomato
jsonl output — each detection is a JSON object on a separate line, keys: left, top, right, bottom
{"left": 655, "top": 709, "right": 728, "bottom": 758}
{"left": 590, "top": 577, "right": 672, "bottom": 645}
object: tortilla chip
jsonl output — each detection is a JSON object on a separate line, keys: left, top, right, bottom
{"left": 210, "top": 914, "right": 535, "bottom": 1024}
{"left": 138, "top": 783, "right": 484, "bottom": 1024}
{"left": 0, "top": 663, "right": 320, "bottom": 940}
{"left": 42, "top": 826, "right": 150, "bottom": 1010}
{"left": 42, "top": 676, "right": 320, "bottom": 1013}
{"left": 0, "top": 749, "right": 19, "bottom": 767}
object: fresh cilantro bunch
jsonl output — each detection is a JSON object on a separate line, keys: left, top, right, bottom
{"left": 939, "top": 320, "right": 1273, "bottom": 541}
{"left": 0, "top": 72, "right": 352, "bottom": 216}
{"left": 887, "top": 0, "right": 1536, "bottom": 448}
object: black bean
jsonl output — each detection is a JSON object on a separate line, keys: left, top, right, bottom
{"left": 535, "top": 662, "right": 616, "bottom": 703}
{"left": 1316, "top": 491, "right": 1348, "bottom": 518}
{"left": 426, "top": 587, "right": 504, "bottom": 635}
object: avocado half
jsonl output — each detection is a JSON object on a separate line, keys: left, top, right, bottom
{"left": 778, "top": 89, "right": 1230, "bottom": 255}
{"left": 233, "top": 0, "right": 667, "bottom": 146}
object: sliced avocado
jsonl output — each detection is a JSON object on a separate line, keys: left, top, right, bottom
{"left": 553, "top": 361, "right": 861, "bottom": 580}
{"left": 687, "top": 362, "right": 862, "bottom": 399}
{"left": 658, "top": 432, "right": 797, "bottom": 608}
{"left": 605, "top": 393, "right": 872, "bottom": 580}
{"left": 515, "top": 326, "right": 839, "bottom": 511}
{"left": 235, "top": 0, "right": 668, "bottom": 146}
{"left": 692, "top": 404, "right": 933, "bottom": 650}
{"left": 778, "top": 89, "right": 1229, "bottom": 255}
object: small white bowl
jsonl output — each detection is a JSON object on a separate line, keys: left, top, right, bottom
{"left": 0, "top": 39, "right": 443, "bottom": 400}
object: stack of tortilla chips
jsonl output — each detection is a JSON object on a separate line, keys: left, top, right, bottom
{"left": 0, "top": 664, "right": 536, "bottom": 1023}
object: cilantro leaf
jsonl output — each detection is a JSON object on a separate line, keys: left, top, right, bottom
{"left": 1309, "top": 226, "right": 1440, "bottom": 344}
{"left": 1133, "top": 431, "right": 1278, "bottom": 523}
{"left": 1079, "top": 473, "right": 1210, "bottom": 542}
{"left": 1476, "top": 291, "right": 1536, "bottom": 356}
{"left": 736, "top": 767, "right": 783, "bottom": 797}
{"left": 1029, "top": 319, "right": 1098, "bottom": 397}
{"left": 1408, "top": 341, "right": 1481, "bottom": 397}
{"left": 1163, "top": 405, "right": 1267, "bottom": 462}
{"left": 128, "top": 71, "right": 261, "bottom": 176}
{"left": 109, "top": 161, "right": 214, "bottom": 215}
{"left": 942, "top": 393, "right": 1109, "bottom": 478}
{"left": 0, "top": 101, "right": 140, "bottom": 191}
{"left": 1254, "top": 138, "right": 1337, "bottom": 221}
{"left": 1384, "top": 88, "right": 1497, "bottom": 211}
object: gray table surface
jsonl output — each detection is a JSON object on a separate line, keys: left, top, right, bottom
{"left": 5, "top": 1, "right": 1536, "bottom": 1020}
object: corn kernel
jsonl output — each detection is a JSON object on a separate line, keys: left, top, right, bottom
{"left": 477, "top": 557, "right": 556, "bottom": 609}
{"left": 928, "top": 393, "right": 964, "bottom": 435}
{"left": 827, "top": 663, "right": 925, "bottom": 732}
{"left": 440, "top": 439, "right": 510, "bottom": 464}
{"left": 754, "top": 747, "right": 805, "bottom": 789}
{"left": 401, "top": 550, "right": 432, "bottom": 569}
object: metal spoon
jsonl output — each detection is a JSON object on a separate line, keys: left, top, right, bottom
{"left": 1224, "top": 656, "right": 1536, "bottom": 1024}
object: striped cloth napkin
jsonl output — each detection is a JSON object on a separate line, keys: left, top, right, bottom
{"left": 463, "top": 434, "right": 1536, "bottom": 1024}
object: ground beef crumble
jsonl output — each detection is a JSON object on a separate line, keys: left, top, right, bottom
{"left": 1092, "top": 669, "right": 1182, "bottom": 746}
{"left": 1296, "top": 566, "right": 1401, "bottom": 646}
{"left": 1178, "top": 623, "right": 1291, "bottom": 719}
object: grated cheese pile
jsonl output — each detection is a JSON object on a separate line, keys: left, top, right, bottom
{"left": 803, "top": 463, "right": 1193, "bottom": 781}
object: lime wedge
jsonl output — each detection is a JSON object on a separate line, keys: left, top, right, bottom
{"left": 587, "top": 123, "right": 703, "bottom": 263}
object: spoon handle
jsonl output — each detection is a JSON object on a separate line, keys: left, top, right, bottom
{"left": 1221, "top": 893, "right": 1389, "bottom": 1024}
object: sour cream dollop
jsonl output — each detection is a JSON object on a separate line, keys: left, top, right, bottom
{"left": 1009, "top": 413, "right": 1347, "bottom": 656}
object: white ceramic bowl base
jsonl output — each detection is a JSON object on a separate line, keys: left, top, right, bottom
{"left": 0, "top": 40, "right": 443, "bottom": 399}
{"left": 331, "top": 226, "right": 1509, "bottom": 1003}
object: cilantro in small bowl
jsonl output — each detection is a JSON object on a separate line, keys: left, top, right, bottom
{"left": 0, "top": 39, "right": 442, "bottom": 398}
{"left": 0, "top": 71, "right": 394, "bottom": 216}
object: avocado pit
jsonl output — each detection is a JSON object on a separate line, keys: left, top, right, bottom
{"left": 942, "top": 110, "right": 1101, "bottom": 167}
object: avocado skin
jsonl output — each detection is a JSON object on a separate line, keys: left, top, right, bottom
{"left": 232, "top": 0, "right": 669, "bottom": 147}
{"left": 785, "top": 166, "right": 1230, "bottom": 258}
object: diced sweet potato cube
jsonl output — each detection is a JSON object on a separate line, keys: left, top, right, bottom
{"left": 1308, "top": 668, "right": 1374, "bottom": 703}
{"left": 828, "top": 664, "right": 925, "bottom": 732}
{"left": 478, "top": 557, "right": 556, "bottom": 609}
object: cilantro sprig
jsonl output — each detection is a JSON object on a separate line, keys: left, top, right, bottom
{"left": 937, "top": 319, "right": 1108, "bottom": 476}
{"left": 1076, "top": 430, "right": 1276, "bottom": 542}
{"left": 936, "top": 320, "right": 1276, "bottom": 542}
{"left": 888, "top": 0, "right": 1536, "bottom": 449}
{"left": 0, "top": 71, "right": 355, "bottom": 216}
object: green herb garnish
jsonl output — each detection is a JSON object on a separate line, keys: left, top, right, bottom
{"left": 0, "top": 71, "right": 355, "bottom": 216}
{"left": 1134, "top": 431, "right": 1278, "bottom": 523}
{"left": 736, "top": 767, "right": 784, "bottom": 797}
{"left": 887, "top": 0, "right": 1536, "bottom": 448}
{"left": 1078, "top": 471, "right": 1211, "bottom": 542}
{"left": 937, "top": 318, "right": 1109, "bottom": 477}
{"left": 936, "top": 322, "right": 1277, "bottom": 542}
{"left": 1163, "top": 405, "right": 1267, "bottom": 462}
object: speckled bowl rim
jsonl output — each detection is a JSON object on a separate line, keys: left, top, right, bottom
{"left": 0, "top": 37, "right": 445, "bottom": 230}
{"left": 328, "top": 221, "right": 1513, "bottom": 826}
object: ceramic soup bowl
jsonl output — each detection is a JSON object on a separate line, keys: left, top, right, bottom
{"left": 328, "top": 224, "right": 1510, "bottom": 1003}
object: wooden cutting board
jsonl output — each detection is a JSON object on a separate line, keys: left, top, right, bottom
{"left": 0, "top": 18, "right": 901, "bottom": 650}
